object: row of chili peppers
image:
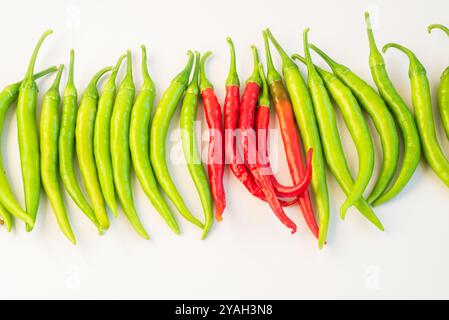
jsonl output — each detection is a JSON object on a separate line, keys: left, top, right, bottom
{"left": 4, "top": 14, "right": 449, "bottom": 248}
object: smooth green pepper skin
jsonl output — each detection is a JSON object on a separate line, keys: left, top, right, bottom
{"left": 311, "top": 44, "right": 399, "bottom": 212}
{"left": 383, "top": 43, "right": 449, "bottom": 187}
{"left": 0, "top": 67, "right": 56, "bottom": 227}
{"left": 59, "top": 50, "right": 101, "bottom": 231}
{"left": 437, "top": 67, "right": 449, "bottom": 140}
{"left": 94, "top": 54, "right": 126, "bottom": 218}
{"left": 110, "top": 50, "right": 149, "bottom": 240}
{"left": 130, "top": 46, "right": 180, "bottom": 235}
{"left": 294, "top": 32, "right": 383, "bottom": 231}
{"left": 150, "top": 51, "right": 204, "bottom": 230}
{"left": 180, "top": 52, "right": 214, "bottom": 239}
{"left": 365, "top": 13, "right": 421, "bottom": 206}
{"left": 76, "top": 67, "right": 112, "bottom": 231}
{"left": 266, "top": 29, "right": 329, "bottom": 249}
{"left": 428, "top": 25, "right": 449, "bottom": 140}
{"left": 40, "top": 65, "right": 76, "bottom": 244}
{"left": 293, "top": 55, "right": 382, "bottom": 230}
{"left": 17, "top": 30, "right": 53, "bottom": 230}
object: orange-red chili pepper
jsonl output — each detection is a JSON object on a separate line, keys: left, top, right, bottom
{"left": 263, "top": 31, "right": 319, "bottom": 239}
{"left": 240, "top": 46, "right": 297, "bottom": 233}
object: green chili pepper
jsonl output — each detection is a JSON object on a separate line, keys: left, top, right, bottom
{"left": 110, "top": 50, "right": 149, "bottom": 240}
{"left": 383, "top": 42, "right": 449, "bottom": 187}
{"left": 365, "top": 12, "right": 421, "bottom": 206}
{"left": 292, "top": 54, "right": 382, "bottom": 230}
{"left": 59, "top": 50, "right": 101, "bottom": 232}
{"left": 0, "top": 67, "right": 56, "bottom": 228}
{"left": 76, "top": 66, "right": 113, "bottom": 231}
{"left": 428, "top": 24, "right": 449, "bottom": 141}
{"left": 295, "top": 30, "right": 383, "bottom": 231}
{"left": 94, "top": 53, "right": 126, "bottom": 218}
{"left": 17, "top": 29, "right": 53, "bottom": 230}
{"left": 130, "top": 45, "right": 180, "bottom": 235}
{"left": 310, "top": 44, "right": 399, "bottom": 212}
{"left": 265, "top": 29, "right": 329, "bottom": 249}
{"left": 150, "top": 51, "right": 204, "bottom": 230}
{"left": 40, "top": 64, "right": 76, "bottom": 244}
{"left": 180, "top": 51, "right": 214, "bottom": 239}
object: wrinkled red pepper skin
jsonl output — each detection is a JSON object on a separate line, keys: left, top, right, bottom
{"left": 224, "top": 85, "right": 266, "bottom": 201}
{"left": 255, "top": 105, "right": 313, "bottom": 198}
{"left": 240, "top": 82, "right": 297, "bottom": 233}
{"left": 223, "top": 85, "right": 297, "bottom": 207}
{"left": 270, "top": 80, "right": 319, "bottom": 239}
{"left": 201, "top": 87, "right": 226, "bottom": 221}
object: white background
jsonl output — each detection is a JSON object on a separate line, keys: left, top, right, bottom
{"left": 0, "top": 0, "right": 448, "bottom": 299}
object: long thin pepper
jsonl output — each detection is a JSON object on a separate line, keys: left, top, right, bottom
{"left": 17, "top": 29, "right": 53, "bottom": 230}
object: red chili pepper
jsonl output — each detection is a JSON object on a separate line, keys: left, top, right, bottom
{"left": 223, "top": 38, "right": 266, "bottom": 202}
{"left": 200, "top": 52, "right": 226, "bottom": 221}
{"left": 223, "top": 38, "right": 299, "bottom": 207}
{"left": 263, "top": 32, "right": 319, "bottom": 239}
{"left": 256, "top": 103, "right": 313, "bottom": 199}
{"left": 239, "top": 46, "right": 297, "bottom": 233}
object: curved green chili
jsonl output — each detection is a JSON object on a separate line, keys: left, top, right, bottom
{"left": 17, "top": 29, "right": 53, "bottom": 230}
{"left": 428, "top": 24, "right": 449, "bottom": 141}
{"left": 311, "top": 44, "right": 399, "bottom": 211}
{"left": 265, "top": 28, "right": 329, "bottom": 249}
{"left": 59, "top": 50, "right": 101, "bottom": 231}
{"left": 40, "top": 65, "right": 76, "bottom": 244}
{"left": 110, "top": 50, "right": 149, "bottom": 240}
{"left": 76, "top": 66, "right": 112, "bottom": 231}
{"left": 297, "top": 30, "right": 383, "bottom": 230}
{"left": 94, "top": 53, "right": 126, "bottom": 218}
{"left": 130, "top": 45, "right": 180, "bottom": 235}
{"left": 180, "top": 51, "right": 214, "bottom": 239}
{"left": 150, "top": 51, "right": 204, "bottom": 230}
{"left": 0, "top": 67, "right": 56, "bottom": 228}
{"left": 365, "top": 12, "right": 421, "bottom": 205}
{"left": 292, "top": 54, "right": 382, "bottom": 230}
{"left": 383, "top": 42, "right": 449, "bottom": 187}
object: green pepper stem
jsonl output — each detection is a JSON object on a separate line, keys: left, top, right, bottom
{"left": 225, "top": 37, "right": 239, "bottom": 87}
{"left": 7, "top": 66, "right": 57, "bottom": 92}
{"left": 86, "top": 66, "right": 113, "bottom": 92}
{"left": 303, "top": 28, "right": 320, "bottom": 80}
{"left": 200, "top": 51, "right": 213, "bottom": 91}
{"left": 173, "top": 50, "right": 194, "bottom": 86}
{"left": 34, "top": 66, "right": 58, "bottom": 80}
{"left": 50, "top": 64, "right": 64, "bottom": 90}
{"left": 365, "top": 12, "right": 381, "bottom": 55}
{"left": 264, "top": 28, "right": 296, "bottom": 70}
{"left": 140, "top": 45, "right": 154, "bottom": 86}
{"left": 382, "top": 42, "right": 425, "bottom": 74}
{"left": 310, "top": 45, "right": 341, "bottom": 72}
{"left": 292, "top": 54, "right": 331, "bottom": 76}
{"left": 187, "top": 51, "right": 200, "bottom": 94}
{"left": 263, "top": 30, "right": 282, "bottom": 85}
{"left": 67, "top": 49, "right": 75, "bottom": 88}
{"left": 246, "top": 45, "right": 261, "bottom": 86}
{"left": 428, "top": 24, "right": 449, "bottom": 36}
{"left": 258, "top": 63, "right": 270, "bottom": 107}
{"left": 110, "top": 53, "right": 126, "bottom": 83}
{"left": 24, "top": 29, "right": 53, "bottom": 82}
{"left": 124, "top": 49, "right": 133, "bottom": 80}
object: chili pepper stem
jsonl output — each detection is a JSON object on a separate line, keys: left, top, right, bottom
{"left": 226, "top": 38, "right": 240, "bottom": 87}
{"left": 428, "top": 24, "right": 449, "bottom": 36}
{"left": 23, "top": 30, "right": 53, "bottom": 82}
